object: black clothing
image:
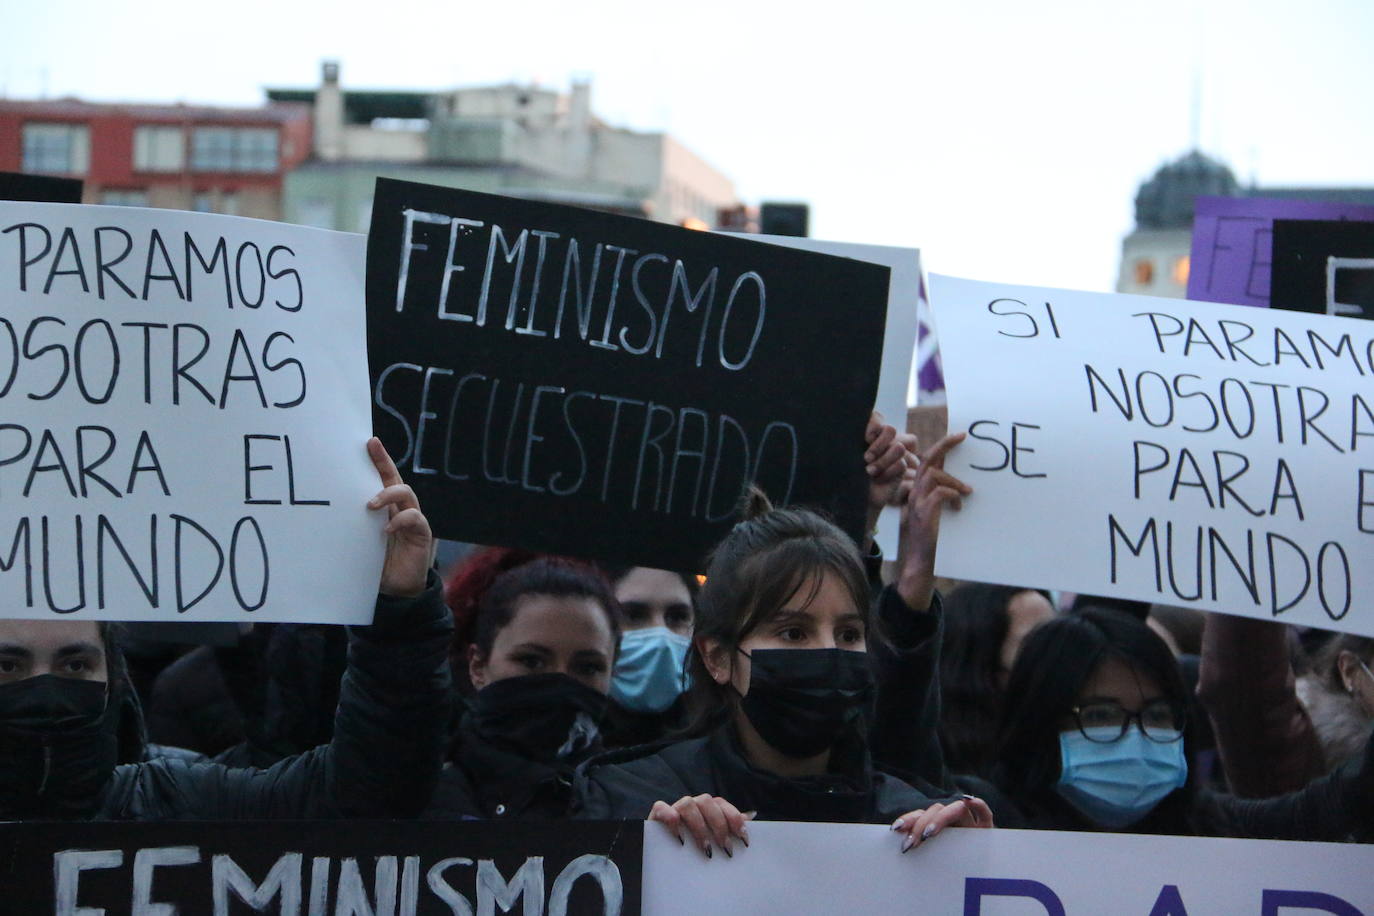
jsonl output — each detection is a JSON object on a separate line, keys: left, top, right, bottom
{"left": 575, "top": 722, "right": 946, "bottom": 824}
{"left": 423, "top": 674, "right": 609, "bottom": 820}
{"left": 423, "top": 709, "right": 592, "bottom": 820}
{"left": 147, "top": 624, "right": 349, "bottom": 768}
{"left": 55, "top": 580, "right": 451, "bottom": 822}
{"left": 869, "top": 587, "right": 951, "bottom": 791}
{"left": 602, "top": 697, "right": 686, "bottom": 749}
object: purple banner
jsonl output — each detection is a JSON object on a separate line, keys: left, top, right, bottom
{"left": 1187, "top": 196, "right": 1374, "bottom": 308}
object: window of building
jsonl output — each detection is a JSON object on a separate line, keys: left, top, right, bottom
{"left": 1133, "top": 258, "right": 1155, "bottom": 286}
{"left": 133, "top": 126, "right": 184, "bottom": 172}
{"left": 190, "top": 127, "right": 279, "bottom": 173}
{"left": 220, "top": 192, "right": 239, "bottom": 216}
{"left": 192, "top": 192, "right": 215, "bottom": 213}
{"left": 101, "top": 189, "right": 149, "bottom": 207}
{"left": 1172, "top": 255, "right": 1190, "bottom": 287}
{"left": 22, "top": 123, "right": 90, "bottom": 175}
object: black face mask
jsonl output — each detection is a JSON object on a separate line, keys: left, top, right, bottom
{"left": 0, "top": 674, "right": 119, "bottom": 819}
{"left": 468, "top": 673, "right": 609, "bottom": 765}
{"left": 736, "top": 648, "right": 874, "bottom": 759}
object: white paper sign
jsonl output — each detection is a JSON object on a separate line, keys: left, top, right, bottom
{"left": 0, "top": 203, "right": 383, "bottom": 623}
{"left": 643, "top": 822, "right": 1373, "bottom": 914}
{"left": 753, "top": 235, "right": 921, "bottom": 558}
{"left": 930, "top": 273, "right": 1374, "bottom": 637}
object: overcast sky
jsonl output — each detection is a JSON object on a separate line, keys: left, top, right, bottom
{"left": 3, "top": 0, "right": 1371, "bottom": 292}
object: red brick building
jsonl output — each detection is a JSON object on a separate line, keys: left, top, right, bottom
{"left": 0, "top": 98, "right": 311, "bottom": 219}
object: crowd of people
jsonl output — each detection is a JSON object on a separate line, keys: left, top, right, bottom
{"left": 2, "top": 414, "right": 1371, "bottom": 857}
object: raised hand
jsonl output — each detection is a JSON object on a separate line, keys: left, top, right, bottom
{"left": 896, "top": 432, "right": 973, "bottom": 611}
{"left": 366, "top": 437, "right": 433, "bottom": 598}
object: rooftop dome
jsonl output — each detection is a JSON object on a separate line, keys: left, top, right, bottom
{"left": 1134, "top": 150, "right": 1239, "bottom": 230}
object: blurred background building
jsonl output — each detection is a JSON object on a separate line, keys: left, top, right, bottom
{"left": 1117, "top": 150, "right": 1374, "bottom": 298}
{"left": 0, "top": 97, "right": 310, "bottom": 219}
{"left": 266, "top": 61, "right": 741, "bottom": 233}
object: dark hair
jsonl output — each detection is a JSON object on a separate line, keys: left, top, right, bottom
{"left": 938, "top": 583, "right": 1050, "bottom": 777}
{"left": 1310, "top": 633, "right": 1374, "bottom": 694}
{"left": 443, "top": 547, "right": 621, "bottom": 694}
{"left": 993, "top": 607, "right": 1189, "bottom": 800}
{"left": 681, "top": 490, "right": 870, "bottom": 734}
{"left": 600, "top": 564, "right": 700, "bottom": 598}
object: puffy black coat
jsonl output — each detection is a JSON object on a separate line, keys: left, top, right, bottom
{"left": 88, "top": 580, "right": 453, "bottom": 821}
{"left": 422, "top": 709, "right": 589, "bottom": 821}
{"left": 575, "top": 723, "right": 949, "bottom": 825}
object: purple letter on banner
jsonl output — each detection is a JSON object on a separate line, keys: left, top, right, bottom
{"left": 964, "top": 878, "right": 1065, "bottom": 916}
{"left": 1261, "top": 889, "right": 1361, "bottom": 916}
{"left": 1187, "top": 197, "right": 1374, "bottom": 308}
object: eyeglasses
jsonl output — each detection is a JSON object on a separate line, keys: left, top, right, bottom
{"left": 1069, "top": 700, "right": 1185, "bottom": 743}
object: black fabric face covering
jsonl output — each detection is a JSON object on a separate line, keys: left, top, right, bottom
{"left": 736, "top": 648, "right": 874, "bottom": 759}
{"left": 468, "top": 673, "right": 609, "bottom": 765}
{"left": 0, "top": 674, "right": 119, "bottom": 819}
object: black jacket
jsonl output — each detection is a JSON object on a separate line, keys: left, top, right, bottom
{"left": 88, "top": 580, "right": 453, "bottom": 821}
{"left": 575, "top": 722, "right": 948, "bottom": 825}
{"left": 869, "top": 586, "right": 950, "bottom": 792}
{"left": 422, "top": 706, "right": 594, "bottom": 821}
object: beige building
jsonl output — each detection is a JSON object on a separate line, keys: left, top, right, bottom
{"left": 268, "top": 63, "right": 739, "bottom": 233}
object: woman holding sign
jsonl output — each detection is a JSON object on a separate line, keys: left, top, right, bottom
{"left": 990, "top": 606, "right": 1374, "bottom": 841}
{"left": 575, "top": 435, "right": 992, "bottom": 857}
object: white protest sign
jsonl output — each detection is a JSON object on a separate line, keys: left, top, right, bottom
{"left": 929, "top": 273, "right": 1374, "bottom": 636}
{"left": 642, "top": 822, "right": 1373, "bottom": 914}
{"left": 753, "top": 235, "right": 920, "bottom": 558}
{"left": 0, "top": 203, "right": 383, "bottom": 623}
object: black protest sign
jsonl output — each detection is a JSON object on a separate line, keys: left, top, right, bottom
{"left": 366, "top": 179, "right": 890, "bottom": 571}
{"left": 0, "top": 819, "right": 642, "bottom": 916}
{"left": 1271, "top": 218, "right": 1374, "bottom": 320}
{"left": 0, "top": 169, "right": 83, "bottom": 203}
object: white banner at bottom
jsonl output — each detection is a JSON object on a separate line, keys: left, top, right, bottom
{"left": 642, "top": 821, "right": 1372, "bottom": 915}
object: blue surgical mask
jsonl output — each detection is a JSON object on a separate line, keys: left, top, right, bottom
{"left": 1055, "top": 726, "right": 1187, "bottom": 829}
{"left": 610, "top": 627, "right": 690, "bottom": 714}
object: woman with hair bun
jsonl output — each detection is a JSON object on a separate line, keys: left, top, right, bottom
{"left": 576, "top": 434, "right": 993, "bottom": 857}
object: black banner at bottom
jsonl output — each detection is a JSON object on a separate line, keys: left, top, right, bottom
{"left": 0, "top": 819, "right": 641, "bottom": 915}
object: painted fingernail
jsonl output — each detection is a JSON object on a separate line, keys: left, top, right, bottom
{"left": 723, "top": 844, "right": 733, "bottom": 859}
{"left": 922, "top": 824, "right": 937, "bottom": 840}
{"left": 901, "top": 833, "right": 916, "bottom": 853}
{"left": 891, "top": 818, "right": 905, "bottom": 831}
{"left": 704, "top": 845, "right": 713, "bottom": 859}
{"left": 676, "top": 832, "right": 685, "bottom": 847}
{"left": 739, "top": 830, "right": 750, "bottom": 848}
{"left": 743, "top": 810, "right": 758, "bottom": 821}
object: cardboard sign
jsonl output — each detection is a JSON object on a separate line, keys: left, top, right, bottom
{"left": 0, "top": 170, "right": 83, "bottom": 204}
{"left": 748, "top": 235, "right": 920, "bottom": 558}
{"left": 0, "top": 203, "right": 384, "bottom": 623}
{"left": 1187, "top": 196, "right": 1374, "bottom": 308}
{"left": 366, "top": 179, "right": 890, "bottom": 572}
{"left": 1272, "top": 219, "right": 1374, "bottom": 320}
{"left": 929, "top": 273, "right": 1374, "bottom": 638}
{"left": 0, "top": 819, "right": 641, "bottom": 915}
{"left": 643, "top": 822, "right": 1373, "bottom": 914}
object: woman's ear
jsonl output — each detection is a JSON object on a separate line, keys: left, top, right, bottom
{"left": 696, "top": 635, "right": 733, "bottom": 685}
{"left": 468, "top": 643, "right": 489, "bottom": 691}
{"left": 1337, "top": 650, "right": 1361, "bottom": 695}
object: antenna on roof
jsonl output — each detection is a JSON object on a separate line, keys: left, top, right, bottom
{"left": 1188, "top": 0, "right": 1205, "bottom": 152}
